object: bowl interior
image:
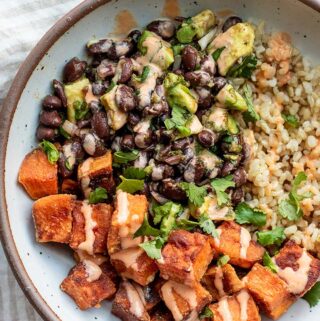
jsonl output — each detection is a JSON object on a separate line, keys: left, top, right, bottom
{"left": 4, "top": 0, "right": 320, "bottom": 320}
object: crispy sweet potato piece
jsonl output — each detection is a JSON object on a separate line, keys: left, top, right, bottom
{"left": 157, "top": 230, "right": 216, "bottom": 286}
{"left": 213, "top": 221, "right": 264, "bottom": 268}
{"left": 201, "top": 264, "right": 244, "bottom": 301}
{"left": 111, "top": 247, "right": 158, "bottom": 286}
{"left": 18, "top": 148, "right": 58, "bottom": 199}
{"left": 70, "top": 202, "right": 113, "bottom": 254}
{"left": 32, "top": 194, "right": 75, "bottom": 243}
{"left": 108, "top": 190, "right": 148, "bottom": 255}
{"left": 273, "top": 240, "right": 320, "bottom": 297}
{"left": 246, "top": 263, "right": 296, "bottom": 320}
{"left": 139, "top": 278, "right": 164, "bottom": 311}
{"left": 112, "top": 281, "right": 150, "bottom": 321}
{"left": 208, "top": 290, "right": 260, "bottom": 321}
{"left": 150, "top": 303, "right": 174, "bottom": 321}
{"left": 160, "top": 280, "right": 212, "bottom": 321}
{"left": 60, "top": 259, "right": 118, "bottom": 310}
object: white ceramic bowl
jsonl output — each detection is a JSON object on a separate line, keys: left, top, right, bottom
{"left": 1, "top": 0, "right": 320, "bottom": 320}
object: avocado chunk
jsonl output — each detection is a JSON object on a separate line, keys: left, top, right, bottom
{"left": 163, "top": 72, "right": 187, "bottom": 89}
{"left": 207, "top": 23, "right": 255, "bottom": 76}
{"left": 166, "top": 83, "right": 198, "bottom": 114}
{"left": 64, "top": 77, "right": 90, "bottom": 123}
{"left": 176, "top": 9, "right": 216, "bottom": 44}
{"left": 137, "top": 30, "right": 174, "bottom": 70}
{"left": 100, "top": 85, "right": 127, "bottom": 130}
{"left": 227, "top": 114, "right": 239, "bottom": 134}
{"left": 202, "top": 106, "right": 229, "bottom": 132}
{"left": 186, "top": 115, "right": 203, "bottom": 135}
{"left": 216, "top": 84, "right": 248, "bottom": 112}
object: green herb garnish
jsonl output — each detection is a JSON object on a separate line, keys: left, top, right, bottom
{"left": 227, "top": 55, "right": 258, "bottom": 78}
{"left": 117, "top": 175, "right": 144, "bottom": 193}
{"left": 263, "top": 252, "right": 278, "bottom": 273}
{"left": 113, "top": 150, "right": 139, "bottom": 164}
{"left": 39, "top": 140, "right": 59, "bottom": 164}
{"left": 235, "top": 202, "right": 266, "bottom": 226}
{"left": 257, "top": 227, "right": 285, "bottom": 247}
{"left": 211, "top": 175, "right": 235, "bottom": 206}
{"left": 179, "top": 182, "right": 208, "bottom": 207}
{"left": 88, "top": 187, "right": 108, "bottom": 204}
{"left": 282, "top": 113, "right": 299, "bottom": 128}
{"left": 243, "top": 83, "right": 260, "bottom": 123}
{"left": 303, "top": 282, "right": 320, "bottom": 308}
{"left": 212, "top": 47, "right": 225, "bottom": 61}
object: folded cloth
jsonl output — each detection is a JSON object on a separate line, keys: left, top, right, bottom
{"left": 0, "top": 0, "right": 82, "bottom": 100}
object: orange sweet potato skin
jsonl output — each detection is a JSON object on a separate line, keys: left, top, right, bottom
{"left": 18, "top": 148, "right": 58, "bottom": 199}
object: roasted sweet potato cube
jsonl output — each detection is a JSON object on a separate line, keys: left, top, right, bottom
{"left": 70, "top": 201, "right": 113, "bottom": 254}
{"left": 201, "top": 264, "right": 243, "bottom": 301}
{"left": 157, "top": 230, "right": 216, "bottom": 286}
{"left": 140, "top": 278, "right": 164, "bottom": 311}
{"left": 150, "top": 303, "right": 174, "bottom": 321}
{"left": 213, "top": 221, "right": 264, "bottom": 268}
{"left": 246, "top": 263, "right": 296, "bottom": 320}
{"left": 78, "top": 151, "right": 114, "bottom": 197}
{"left": 208, "top": 290, "right": 260, "bottom": 321}
{"left": 111, "top": 247, "right": 158, "bottom": 286}
{"left": 32, "top": 194, "right": 75, "bottom": 243}
{"left": 160, "top": 280, "right": 212, "bottom": 321}
{"left": 108, "top": 190, "right": 148, "bottom": 255}
{"left": 18, "top": 148, "right": 58, "bottom": 199}
{"left": 60, "top": 259, "right": 118, "bottom": 310}
{"left": 273, "top": 240, "right": 320, "bottom": 297}
{"left": 112, "top": 281, "right": 150, "bottom": 321}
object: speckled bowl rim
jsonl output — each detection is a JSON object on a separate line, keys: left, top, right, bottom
{"left": 0, "top": 0, "right": 320, "bottom": 320}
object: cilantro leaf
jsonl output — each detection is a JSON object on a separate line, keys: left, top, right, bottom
{"left": 117, "top": 175, "right": 144, "bottom": 193}
{"left": 243, "top": 84, "right": 260, "bottom": 123}
{"left": 199, "top": 306, "right": 214, "bottom": 319}
{"left": 65, "top": 158, "right": 72, "bottom": 171}
{"left": 227, "top": 55, "right": 258, "bottom": 78}
{"left": 139, "top": 237, "right": 164, "bottom": 259}
{"left": 211, "top": 176, "right": 235, "bottom": 206}
{"left": 106, "top": 80, "right": 116, "bottom": 93}
{"left": 176, "top": 219, "right": 200, "bottom": 231}
{"left": 303, "top": 282, "right": 320, "bottom": 308}
{"left": 199, "top": 215, "right": 218, "bottom": 238}
{"left": 212, "top": 47, "right": 225, "bottom": 61}
{"left": 257, "top": 227, "right": 285, "bottom": 247}
{"left": 73, "top": 100, "right": 89, "bottom": 120}
{"left": 59, "top": 126, "right": 71, "bottom": 139}
{"left": 132, "top": 66, "right": 151, "bottom": 83}
{"left": 282, "top": 113, "right": 299, "bottom": 128}
{"left": 113, "top": 150, "right": 139, "bottom": 164}
{"left": 164, "top": 105, "right": 192, "bottom": 136}
{"left": 235, "top": 202, "right": 266, "bottom": 226}
{"left": 180, "top": 182, "right": 208, "bottom": 207}
{"left": 263, "top": 252, "right": 278, "bottom": 273}
{"left": 39, "top": 140, "right": 59, "bottom": 164}
{"left": 217, "top": 255, "right": 230, "bottom": 267}
{"left": 123, "top": 167, "right": 147, "bottom": 179}
{"left": 88, "top": 187, "right": 108, "bottom": 204}
{"left": 134, "top": 217, "right": 160, "bottom": 238}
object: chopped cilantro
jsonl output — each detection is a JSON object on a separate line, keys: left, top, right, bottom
{"left": 73, "top": 100, "right": 89, "bottom": 120}
{"left": 263, "top": 252, "right": 278, "bottom": 273}
{"left": 199, "top": 306, "right": 214, "bottom": 319}
{"left": 59, "top": 126, "right": 71, "bottom": 139}
{"left": 106, "top": 80, "right": 116, "bottom": 93}
{"left": 257, "top": 227, "right": 285, "bottom": 247}
{"left": 139, "top": 237, "right": 164, "bottom": 260}
{"left": 212, "top": 47, "right": 225, "bottom": 61}
{"left": 243, "top": 83, "right": 260, "bottom": 123}
{"left": 65, "top": 158, "right": 72, "bottom": 171}
{"left": 116, "top": 175, "right": 144, "bottom": 193}
{"left": 179, "top": 182, "right": 208, "bottom": 207}
{"left": 211, "top": 175, "right": 235, "bottom": 206}
{"left": 303, "top": 282, "right": 320, "bottom": 308}
{"left": 217, "top": 255, "right": 230, "bottom": 267}
{"left": 199, "top": 215, "right": 218, "bottom": 238}
{"left": 134, "top": 216, "right": 160, "bottom": 238}
{"left": 39, "top": 140, "right": 59, "bottom": 164}
{"left": 282, "top": 113, "right": 299, "bottom": 128}
{"left": 113, "top": 150, "right": 139, "bottom": 164}
{"left": 164, "top": 105, "right": 192, "bottom": 136}
{"left": 88, "top": 187, "right": 108, "bottom": 204}
{"left": 235, "top": 202, "right": 266, "bottom": 226}
{"left": 123, "top": 167, "right": 147, "bottom": 179}
{"left": 227, "top": 54, "right": 258, "bottom": 78}
{"left": 133, "top": 66, "right": 151, "bottom": 83}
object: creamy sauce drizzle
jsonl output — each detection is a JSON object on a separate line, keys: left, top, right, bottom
{"left": 214, "top": 228, "right": 222, "bottom": 247}
{"left": 78, "top": 202, "right": 96, "bottom": 255}
{"left": 120, "top": 236, "right": 144, "bottom": 249}
{"left": 218, "top": 297, "right": 232, "bottom": 321}
{"left": 236, "top": 290, "right": 249, "bottom": 321}
{"left": 76, "top": 250, "right": 107, "bottom": 265}
{"left": 239, "top": 227, "right": 251, "bottom": 259}
{"left": 83, "top": 260, "right": 102, "bottom": 282}
{"left": 123, "top": 281, "right": 144, "bottom": 317}
{"left": 214, "top": 266, "right": 226, "bottom": 297}
{"left": 276, "top": 250, "right": 312, "bottom": 294}
{"left": 111, "top": 247, "right": 144, "bottom": 269}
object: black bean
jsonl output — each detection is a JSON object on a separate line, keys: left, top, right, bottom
{"left": 241, "top": 142, "right": 251, "bottom": 165}
{"left": 183, "top": 147, "right": 194, "bottom": 164}
{"left": 160, "top": 179, "right": 187, "bottom": 202}
{"left": 63, "top": 57, "right": 87, "bottom": 83}
{"left": 196, "top": 87, "right": 212, "bottom": 110}
{"left": 151, "top": 164, "right": 174, "bottom": 181}
{"left": 87, "top": 39, "right": 113, "bottom": 55}
{"left": 91, "top": 111, "right": 109, "bottom": 139}
{"left": 89, "top": 101, "right": 101, "bottom": 114}
{"left": 154, "top": 129, "right": 173, "bottom": 144}
{"left": 146, "top": 20, "right": 176, "bottom": 39}
{"left": 222, "top": 16, "right": 243, "bottom": 32}
{"left": 181, "top": 45, "right": 199, "bottom": 71}
{"left": 120, "top": 134, "right": 135, "bottom": 151}
{"left": 172, "top": 138, "right": 189, "bottom": 150}
{"left": 143, "top": 101, "right": 169, "bottom": 116}
{"left": 231, "top": 187, "right": 244, "bottom": 205}
{"left": 198, "top": 129, "right": 217, "bottom": 148}
{"left": 212, "top": 77, "right": 227, "bottom": 95}
{"left": 200, "top": 55, "right": 216, "bottom": 75}
{"left": 115, "top": 85, "right": 136, "bottom": 112}
{"left": 36, "top": 125, "right": 56, "bottom": 141}
{"left": 92, "top": 82, "right": 108, "bottom": 96}
{"left": 134, "top": 130, "right": 153, "bottom": 149}
{"left": 77, "top": 119, "right": 91, "bottom": 129}
{"left": 184, "top": 160, "right": 206, "bottom": 183}
{"left": 233, "top": 167, "right": 247, "bottom": 187}
{"left": 58, "top": 154, "right": 73, "bottom": 178}
{"left": 220, "top": 161, "right": 237, "bottom": 177}
{"left": 118, "top": 58, "right": 133, "bottom": 84}
{"left": 53, "top": 79, "right": 67, "bottom": 108}
{"left": 128, "top": 112, "right": 141, "bottom": 127}
{"left": 184, "top": 71, "right": 211, "bottom": 87}
{"left": 163, "top": 154, "right": 184, "bottom": 165}
{"left": 97, "top": 60, "right": 116, "bottom": 79}
{"left": 71, "top": 138, "right": 85, "bottom": 160}
{"left": 39, "top": 110, "right": 62, "bottom": 128}
{"left": 42, "top": 95, "right": 62, "bottom": 110}
{"left": 108, "top": 40, "right": 134, "bottom": 60}
{"left": 128, "top": 29, "right": 142, "bottom": 44}
{"left": 85, "top": 67, "right": 98, "bottom": 82}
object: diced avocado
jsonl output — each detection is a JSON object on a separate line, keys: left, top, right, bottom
{"left": 207, "top": 23, "right": 255, "bottom": 76}
{"left": 197, "top": 150, "right": 222, "bottom": 172}
{"left": 167, "top": 83, "right": 198, "bottom": 114}
{"left": 190, "top": 194, "right": 235, "bottom": 220}
{"left": 100, "top": 85, "right": 127, "bottom": 130}
{"left": 216, "top": 84, "right": 248, "bottom": 112}
{"left": 64, "top": 77, "right": 90, "bottom": 123}
{"left": 186, "top": 115, "right": 203, "bottom": 134}
{"left": 176, "top": 9, "right": 216, "bottom": 43}
{"left": 137, "top": 30, "right": 174, "bottom": 70}
{"left": 227, "top": 115, "right": 239, "bottom": 134}
{"left": 163, "top": 72, "right": 187, "bottom": 89}
{"left": 202, "top": 106, "right": 228, "bottom": 132}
